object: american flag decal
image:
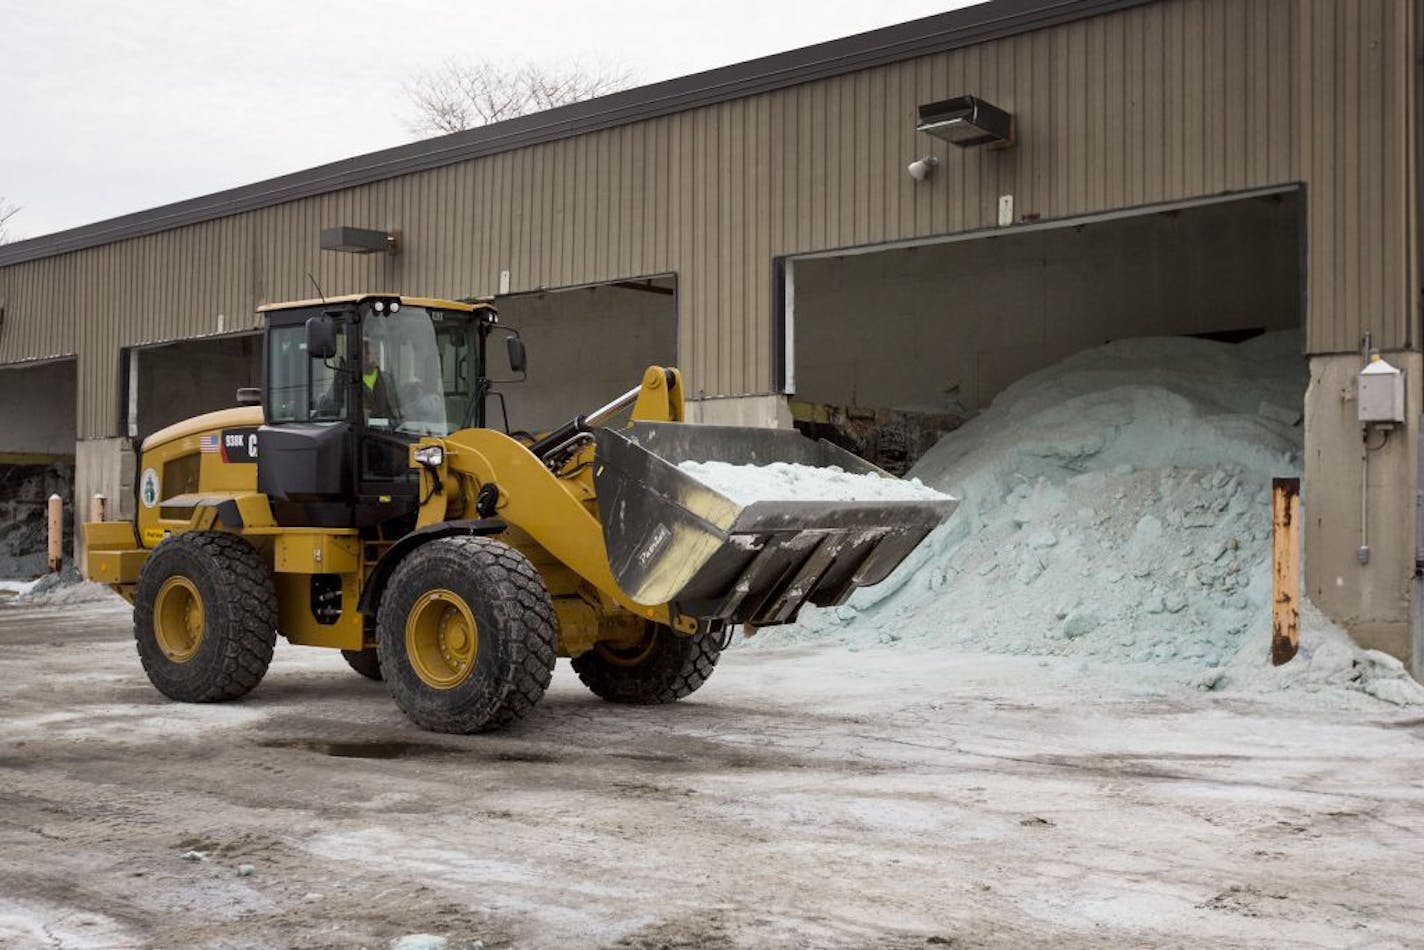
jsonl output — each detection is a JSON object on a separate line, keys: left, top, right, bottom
{"left": 199, "top": 433, "right": 220, "bottom": 454}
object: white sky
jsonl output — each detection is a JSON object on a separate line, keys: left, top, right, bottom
{"left": 2, "top": 1, "right": 980, "bottom": 240}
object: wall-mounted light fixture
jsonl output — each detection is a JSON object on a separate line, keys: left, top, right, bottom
{"left": 906, "top": 156, "right": 939, "bottom": 181}
{"left": 916, "top": 95, "right": 1015, "bottom": 149}
{"left": 320, "top": 226, "right": 401, "bottom": 255}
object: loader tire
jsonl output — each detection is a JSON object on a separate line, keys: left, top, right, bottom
{"left": 341, "top": 648, "right": 383, "bottom": 681}
{"left": 377, "top": 537, "right": 557, "bottom": 734}
{"left": 571, "top": 624, "right": 722, "bottom": 705}
{"left": 133, "top": 531, "right": 277, "bottom": 703}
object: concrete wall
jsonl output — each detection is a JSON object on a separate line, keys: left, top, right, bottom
{"left": 134, "top": 334, "right": 261, "bottom": 439}
{"left": 492, "top": 282, "right": 677, "bottom": 433}
{"left": 1304, "top": 353, "right": 1421, "bottom": 675}
{"left": 684, "top": 394, "right": 792, "bottom": 429}
{"left": 0, "top": 359, "right": 76, "bottom": 456}
{"left": 794, "top": 194, "right": 1302, "bottom": 412}
{"left": 74, "top": 436, "right": 134, "bottom": 568}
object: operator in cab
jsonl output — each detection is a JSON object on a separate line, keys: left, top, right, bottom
{"left": 362, "top": 339, "right": 399, "bottom": 424}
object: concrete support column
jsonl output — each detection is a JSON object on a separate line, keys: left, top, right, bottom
{"left": 1303, "top": 352, "right": 1422, "bottom": 675}
{"left": 74, "top": 438, "right": 134, "bottom": 562}
{"left": 684, "top": 394, "right": 791, "bottom": 428}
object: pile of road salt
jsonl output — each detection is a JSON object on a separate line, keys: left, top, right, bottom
{"left": 678, "top": 460, "right": 948, "bottom": 503}
{"left": 777, "top": 330, "right": 1424, "bottom": 706}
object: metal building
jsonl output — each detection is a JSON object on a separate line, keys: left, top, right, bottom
{"left": 0, "top": 0, "right": 1419, "bottom": 670}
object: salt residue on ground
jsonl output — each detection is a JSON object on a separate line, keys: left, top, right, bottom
{"left": 2, "top": 565, "right": 123, "bottom": 608}
{"left": 678, "top": 460, "right": 949, "bottom": 503}
{"left": 776, "top": 330, "right": 1422, "bottom": 707}
{"left": 0, "top": 578, "right": 40, "bottom": 597}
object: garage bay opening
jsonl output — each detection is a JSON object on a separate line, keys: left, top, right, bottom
{"left": 787, "top": 189, "right": 1302, "bottom": 473}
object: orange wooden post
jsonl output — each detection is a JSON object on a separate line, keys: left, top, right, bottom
{"left": 46, "top": 493, "right": 63, "bottom": 573}
{"left": 1271, "top": 477, "right": 1301, "bottom": 665}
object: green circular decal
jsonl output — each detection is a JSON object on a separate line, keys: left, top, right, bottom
{"left": 140, "top": 467, "right": 160, "bottom": 508}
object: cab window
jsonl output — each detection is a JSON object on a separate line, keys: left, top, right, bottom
{"left": 268, "top": 323, "right": 347, "bottom": 423}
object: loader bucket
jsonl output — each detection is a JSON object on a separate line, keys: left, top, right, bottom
{"left": 593, "top": 422, "right": 958, "bottom": 630}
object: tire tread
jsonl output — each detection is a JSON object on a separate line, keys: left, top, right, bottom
{"left": 133, "top": 531, "right": 277, "bottom": 702}
{"left": 377, "top": 537, "right": 557, "bottom": 733}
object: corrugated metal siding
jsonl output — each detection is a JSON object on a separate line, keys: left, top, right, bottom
{"left": 1299, "top": 0, "right": 1417, "bottom": 353}
{"left": 0, "top": 0, "right": 1415, "bottom": 437}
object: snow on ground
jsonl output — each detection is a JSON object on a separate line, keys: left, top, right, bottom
{"left": 16, "top": 577, "right": 123, "bottom": 608}
{"left": 679, "top": 459, "right": 950, "bottom": 503}
{"left": 0, "top": 578, "right": 40, "bottom": 597}
{"left": 770, "top": 330, "right": 1423, "bottom": 708}
{"left": 0, "top": 897, "right": 143, "bottom": 949}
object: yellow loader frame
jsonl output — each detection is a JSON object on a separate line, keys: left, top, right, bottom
{"left": 86, "top": 364, "right": 693, "bottom": 661}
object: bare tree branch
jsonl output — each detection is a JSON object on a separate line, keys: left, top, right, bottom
{"left": 403, "top": 60, "right": 636, "bottom": 137}
{"left": 0, "top": 198, "right": 19, "bottom": 245}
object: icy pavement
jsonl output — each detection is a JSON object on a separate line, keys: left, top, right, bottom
{"left": 2, "top": 597, "right": 1423, "bottom": 947}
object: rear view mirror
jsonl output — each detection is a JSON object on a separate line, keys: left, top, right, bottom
{"left": 506, "top": 335, "right": 528, "bottom": 375}
{"left": 305, "top": 313, "right": 338, "bottom": 360}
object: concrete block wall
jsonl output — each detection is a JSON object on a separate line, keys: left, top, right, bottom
{"left": 1304, "top": 353, "right": 1421, "bottom": 675}
{"left": 684, "top": 394, "right": 791, "bottom": 428}
{"left": 75, "top": 436, "right": 134, "bottom": 536}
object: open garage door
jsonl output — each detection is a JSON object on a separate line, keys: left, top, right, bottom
{"left": 125, "top": 333, "right": 262, "bottom": 440}
{"left": 0, "top": 358, "right": 76, "bottom": 578}
{"left": 491, "top": 275, "right": 677, "bottom": 434}
{"left": 786, "top": 189, "right": 1303, "bottom": 472}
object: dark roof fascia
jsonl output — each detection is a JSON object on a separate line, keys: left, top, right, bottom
{"left": 0, "top": 0, "right": 1154, "bottom": 268}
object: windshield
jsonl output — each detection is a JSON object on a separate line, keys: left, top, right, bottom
{"left": 362, "top": 305, "right": 479, "bottom": 436}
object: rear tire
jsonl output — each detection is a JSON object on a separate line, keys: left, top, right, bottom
{"left": 376, "top": 537, "right": 557, "bottom": 734}
{"left": 571, "top": 623, "right": 722, "bottom": 704}
{"left": 341, "top": 648, "right": 383, "bottom": 681}
{"left": 133, "top": 531, "right": 277, "bottom": 702}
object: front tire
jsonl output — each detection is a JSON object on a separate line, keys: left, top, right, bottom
{"left": 376, "top": 537, "right": 557, "bottom": 734}
{"left": 571, "top": 623, "right": 723, "bottom": 705}
{"left": 133, "top": 531, "right": 277, "bottom": 702}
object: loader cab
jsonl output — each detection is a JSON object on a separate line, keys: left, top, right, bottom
{"left": 256, "top": 294, "right": 497, "bottom": 529}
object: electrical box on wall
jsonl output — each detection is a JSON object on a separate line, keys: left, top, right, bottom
{"left": 1358, "top": 357, "right": 1405, "bottom": 424}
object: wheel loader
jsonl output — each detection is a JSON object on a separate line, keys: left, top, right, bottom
{"left": 84, "top": 293, "right": 956, "bottom": 733}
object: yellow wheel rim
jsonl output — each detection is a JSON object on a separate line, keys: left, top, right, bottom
{"left": 595, "top": 624, "right": 660, "bottom": 668}
{"left": 405, "top": 589, "right": 479, "bottom": 690}
{"left": 154, "top": 576, "right": 205, "bottom": 662}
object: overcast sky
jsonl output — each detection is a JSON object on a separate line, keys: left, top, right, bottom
{"left": 2, "top": 1, "right": 979, "bottom": 240}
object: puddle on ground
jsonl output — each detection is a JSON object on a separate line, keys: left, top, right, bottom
{"left": 256, "top": 738, "right": 564, "bottom": 763}
{"left": 258, "top": 738, "right": 456, "bottom": 760}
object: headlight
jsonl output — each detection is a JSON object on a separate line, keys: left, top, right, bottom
{"left": 414, "top": 445, "right": 444, "bottom": 468}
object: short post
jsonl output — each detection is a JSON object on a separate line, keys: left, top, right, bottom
{"left": 47, "top": 493, "right": 63, "bottom": 574}
{"left": 90, "top": 493, "right": 107, "bottom": 524}
{"left": 1271, "top": 477, "right": 1301, "bottom": 665}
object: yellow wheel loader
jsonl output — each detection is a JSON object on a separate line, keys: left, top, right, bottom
{"left": 85, "top": 294, "right": 955, "bottom": 733}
